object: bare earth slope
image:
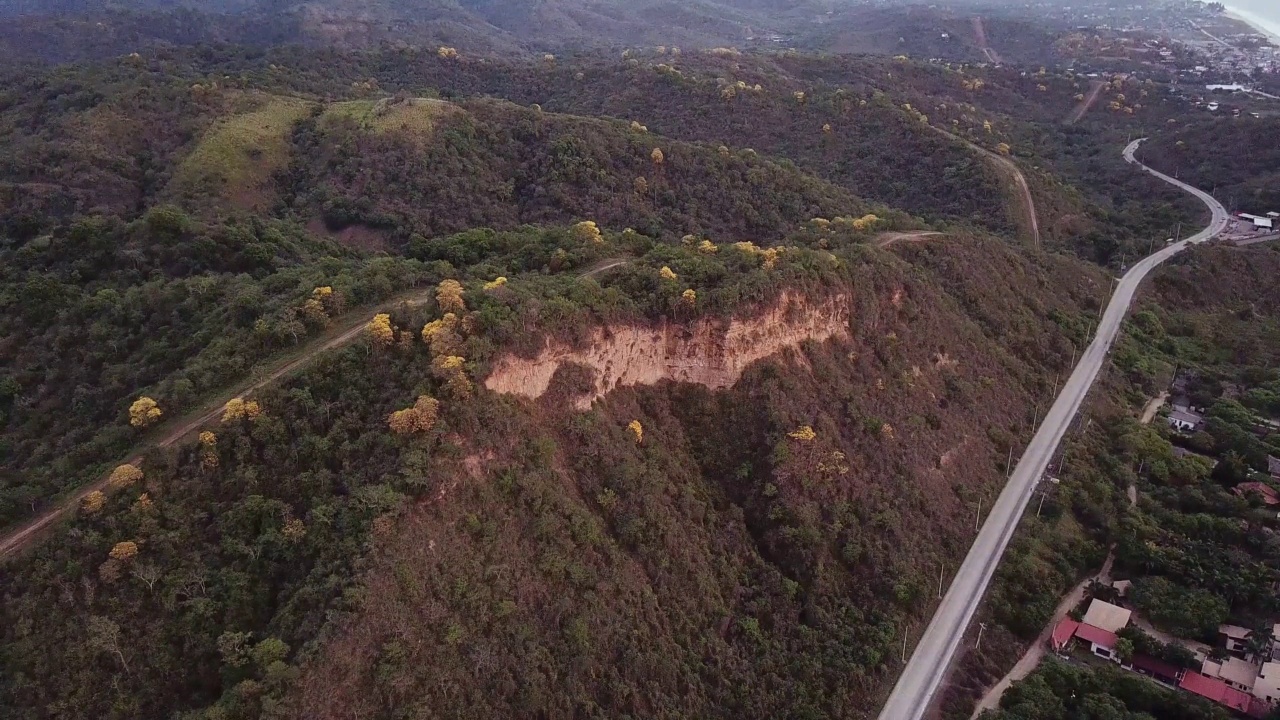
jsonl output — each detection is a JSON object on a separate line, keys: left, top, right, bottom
{"left": 485, "top": 292, "right": 849, "bottom": 408}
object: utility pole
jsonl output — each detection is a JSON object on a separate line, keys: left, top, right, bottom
{"left": 902, "top": 631, "right": 908, "bottom": 662}
{"left": 975, "top": 498, "right": 983, "bottom": 532}
{"left": 976, "top": 622, "right": 988, "bottom": 651}
{"left": 1175, "top": 221, "right": 1182, "bottom": 243}
{"left": 938, "top": 564, "right": 945, "bottom": 599}
{"left": 1006, "top": 445, "right": 1014, "bottom": 476}
{"left": 1037, "top": 489, "right": 1049, "bottom": 517}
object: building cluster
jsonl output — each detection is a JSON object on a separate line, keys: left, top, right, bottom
{"left": 1053, "top": 598, "right": 1277, "bottom": 717}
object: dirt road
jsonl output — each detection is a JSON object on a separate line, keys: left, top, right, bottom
{"left": 0, "top": 287, "right": 442, "bottom": 560}
{"left": 874, "top": 231, "right": 945, "bottom": 248}
{"left": 969, "top": 390, "right": 1167, "bottom": 716}
{"left": 1065, "top": 81, "right": 1107, "bottom": 125}
{"left": 927, "top": 125, "right": 1040, "bottom": 246}
{"left": 969, "top": 554, "right": 1115, "bottom": 718}
{"left": 971, "top": 17, "right": 1003, "bottom": 65}
{"left": 879, "top": 139, "right": 1229, "bottom": 720}
{"left": 1139, "top": 391, "right": 1168, "bottom": 424}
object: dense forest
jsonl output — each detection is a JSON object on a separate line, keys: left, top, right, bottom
{"left": 0, "top": 26, "right": 1237, "bottom": 720}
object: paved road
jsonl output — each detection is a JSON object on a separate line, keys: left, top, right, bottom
{"left": 877, "top": 138, "right": 1229, "bottom": 720}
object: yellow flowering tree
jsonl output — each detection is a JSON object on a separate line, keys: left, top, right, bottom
{"left": 109, "top": 541, "right": 139, "bottom": 562}
{"left": 387, "top": 395, "right": 441, "bottom": 435}
{"left": 628, "top": 420, "right": 644, "bottom": 444}
{"left": 222, "top": 398, "right": 263, "bottom": 423}
{"left": 199, "top": 431, "right": 218, "bottom": 469}
{"left": 788, "top": 425, "right": 816, "bottom": 441}
{"left": 367, "top": 313, "right": 395, "bottom": 347}
{"left": 573, "top": 220, "right": 604, "bottom": 244}
{"left": 421, "top": 313, "right": 463, "bottom": 357}
{"left": 82, "top": 491, "right": 107, "bottom": 514}
{"left": 431, "top": 355, "right": 473, "bottom": 400}
{"left": 108, "top": 464, "right": 143, "bottom": 490}
{"left": 129, "top": 397, "right": 162, "bottom": 428}
{"left": 436, "top": 279, "right": 466, "bottom": 314}
{"left": 659, "top": 266, "right": 677, "bottom": 281}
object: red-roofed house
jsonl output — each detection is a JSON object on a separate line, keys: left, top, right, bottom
{"left": 1181, "top": 671, "right": 1253, "bottom": 713}
{"left": 1050, "top": 618, "right": 1080, "bottom": 652}
{"left": 1235, "top": 482, "right": 1280, "bottom": 506}
{"left": 1075, "top": 623, "right": 1120, "bottom": 661}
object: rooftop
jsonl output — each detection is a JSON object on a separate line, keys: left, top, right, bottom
{"left": 1051, "top": 618, "right": 1080, "bottom": 650}
{"left": 1181, "top": 671, "right": 1254, "bottom": 712}
{"left": 1202, "top": 656, "right": 1260, "bottom": 689}
{"left": 1075, "top": 622, "right": 1119, "bottom": 649}
{"left": 1132, "top": 653, "right": 1182, "bottom": 680}
{"left": 1083, "top": 598, "right": 1132, "bottom": 634}
{"left": 1221, "top": 624, "right": 1252, "bottom": 640}
{"left": 1234, "top": 482, "right": 1280, "bottom": 506}
{"left": 1169, "top": 408, "right": 1204, "bottom": 425}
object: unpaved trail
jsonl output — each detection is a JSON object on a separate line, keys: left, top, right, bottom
{"left": 1, "top": 257, "right": 639, "bottom": 560}
{"left": 970, "top": 392, "right": 1158, "bottom": 717}
{"left": 971, "top": 17, "right": 1003, "bottom": 64}
{"left": 927, "top": 125, "right": 1040, "bottom": 246}
{"left": 875, "top": 231, "right": 945, "bottom": 248}
{"left": 969, "top": 553, "right": 1115, "bottom": 718}
{"left": 1065, "top": 81, "right": 1107, "bottom": 125}
{"left": 576, "top": 257, "right": 630, "bottom": 279}
{"left": 0, "top": 291, "right": 444, "bottom": 559}
{"left": 1139, "top": 391, "right": 1168, "bottom": 425}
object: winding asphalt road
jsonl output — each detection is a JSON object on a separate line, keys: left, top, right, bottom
{"left": 877, "top": 138, "right": 1229, "bottom": 720}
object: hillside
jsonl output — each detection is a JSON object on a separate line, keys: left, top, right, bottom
{"left": 0, "top": 30, "right": 1215, "bottom": 720}
{"left": 1141, "top": 116, "right": 1280, "bottom": 215}
{"left": 0, "top": 227, "right": 1109, "bottom": 719}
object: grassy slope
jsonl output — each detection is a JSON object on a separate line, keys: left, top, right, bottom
{"left": 169, "top": 94, "right": 313, "bottom": 210}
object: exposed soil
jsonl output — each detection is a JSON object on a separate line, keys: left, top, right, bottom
{"left": 485, "top": 292, "right": 850, "bottom": 409}
{"left": 875, "top": 231, "right": 946, "bottom": 248}
{"left": 1065, "top": 80, "right": 1107, "bottom": 125}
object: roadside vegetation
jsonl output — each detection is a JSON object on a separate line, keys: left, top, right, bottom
{"left": 944, "top": 243, "right": 1280, "bottom": 719}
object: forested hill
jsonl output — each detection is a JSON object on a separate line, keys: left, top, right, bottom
{"left": 0, "top": 37, "right": 1199, "bottom": 720}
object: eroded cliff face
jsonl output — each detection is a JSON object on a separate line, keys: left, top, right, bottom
{"left": 485, "top": 292, "right": 851, "bottom": 408}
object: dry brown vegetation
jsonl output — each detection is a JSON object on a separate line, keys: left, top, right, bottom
{"left": 288, "top": 235, "right": 1107, "bottom": 719}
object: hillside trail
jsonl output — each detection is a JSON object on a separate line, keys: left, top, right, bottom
{"left": 576, "top": 257, "right": 630, "bottom": 279}
{"left": 971, "top": 17, "right": 1003, "bottom": 65}
{"left": 1065, "top": 80, "right": 1107, "bottom": 125}
{"left": 969, "top": 393, "right": 1158, "bottom": 717}
{"left": 0, "top": 285, "right": 446, "bottom": 561}
{"left": 875, "top": 231, "right": 945, "bottom": 248}
{"left": 927, "top": 124, "right": 1041, "bottom": 246}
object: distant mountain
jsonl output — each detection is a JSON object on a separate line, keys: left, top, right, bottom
{"left": 0, "top": 0, "right": 835, "bottom": 62}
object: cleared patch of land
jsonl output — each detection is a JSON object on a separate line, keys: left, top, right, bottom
{"left": 170, "top": 95, "right": 313, "bottom": 209}
{"left": 320, "top": 97, "right": 461, "bottom": 136}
